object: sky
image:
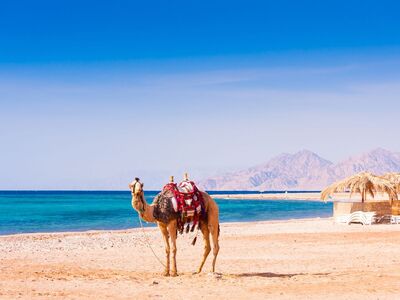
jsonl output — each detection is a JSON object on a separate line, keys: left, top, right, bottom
{"left": 1, "top": 0, "right": 400, "bottom": 189}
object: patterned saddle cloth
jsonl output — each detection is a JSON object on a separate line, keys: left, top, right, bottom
{"left": 152, "top": 180, "right": 204, "bottom": 233}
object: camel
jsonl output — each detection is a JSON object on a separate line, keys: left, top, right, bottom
{"left": 129, "top": 177, "right": 220, "bottom": 277}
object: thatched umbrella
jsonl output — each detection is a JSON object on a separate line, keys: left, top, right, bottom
{"left": 381, "top": 172, "right": 400, "bottom": 193}
{"left": 321, "top": 172, "right": 398, "bottom": 203}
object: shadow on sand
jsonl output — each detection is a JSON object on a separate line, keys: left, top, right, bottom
{"left": 235, "top": 272, "right": 330, "bottom": 278}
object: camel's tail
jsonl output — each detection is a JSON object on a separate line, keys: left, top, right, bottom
{"left": 191, "top": 224, "right": 220, "bottom": 246}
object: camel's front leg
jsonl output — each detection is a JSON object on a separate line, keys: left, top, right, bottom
{"left": 167, "top": 221, "right": 178, "bottom": 277}
{"left": 159, "top": 224, "right": 170, "bottom": 276}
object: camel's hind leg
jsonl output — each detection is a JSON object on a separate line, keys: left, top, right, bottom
{"left": 206, "top": 195, "right": 220, "bottom": 273}
{"left": 210, "top": 223, "right": 220, "bottom": 273}
{"left": 196, "top": 222, "right": 211, "bottom": 274}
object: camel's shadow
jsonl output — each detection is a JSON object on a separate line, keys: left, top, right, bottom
{"left": 235, "top": 272, "right": 330, "bottom": 278}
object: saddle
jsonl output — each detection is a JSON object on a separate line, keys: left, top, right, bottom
{"left": 162, "top": 180, "right": 204, "bottom": 234}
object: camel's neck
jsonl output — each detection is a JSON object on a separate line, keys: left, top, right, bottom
{"left": 133, "top": 195, "right": 156, "bottom": 223}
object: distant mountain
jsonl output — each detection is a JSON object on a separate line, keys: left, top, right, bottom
{"left": 199, "top": 148, "right": 400, "bottom": 191}
{"left": 333, "top": 148, "right": 400, "bottom": 179}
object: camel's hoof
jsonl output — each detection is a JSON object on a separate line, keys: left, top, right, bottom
{"left": 170, "top": 272, "right": 178, "bottom": 277}
{"left": 192, "top": 270, "right": 201, "bottom": 275}
{"left": 161, "top": 271, "right": 170, "bottom": 277}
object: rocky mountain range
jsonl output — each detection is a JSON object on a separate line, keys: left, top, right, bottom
{"left": 199, "top": 148, "right": 400, "bottom": 191}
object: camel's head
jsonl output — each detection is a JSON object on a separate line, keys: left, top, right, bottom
{"left": 129, "top": 178, "right": 145, "bottom": 213}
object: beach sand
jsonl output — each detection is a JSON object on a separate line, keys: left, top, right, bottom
{"left": 210, "top": 192, "right": 322, "bottom": 201}
{"left": 1, "top": 218, "right": 400, "bottom": 299}
{"left": 210, "top": 192, "right": 385, "bottom": 202}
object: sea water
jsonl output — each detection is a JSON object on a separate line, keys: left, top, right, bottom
{"left": 0, "top": 191, "right": 332, "bottom": 235}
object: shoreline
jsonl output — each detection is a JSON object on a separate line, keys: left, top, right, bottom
{"left": 0, "top": 216, "right": 332, "bottom": 238}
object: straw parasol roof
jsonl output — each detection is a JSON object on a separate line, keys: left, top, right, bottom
{"left": 381, "top": 172, "right": 400, "bottom": 193}
{"left": 321, "top": 172, "right": 398, "bottom": 203}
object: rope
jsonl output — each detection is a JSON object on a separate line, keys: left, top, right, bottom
{"left": 137, "top": 214, "right": 166, "bottom": 268}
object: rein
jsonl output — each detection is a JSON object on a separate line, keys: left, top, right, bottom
{"left": 137, "top": 211, "right": 166, "bottom": 268}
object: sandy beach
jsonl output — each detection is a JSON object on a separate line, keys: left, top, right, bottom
{"left": 210, "top": 192, "right": 322, "bottom": 201}
{"left": 1, "top": 218, "right": 400, "bottom": 300}
{"left": 210, "top": 192, "right": 388, "bottom": 202}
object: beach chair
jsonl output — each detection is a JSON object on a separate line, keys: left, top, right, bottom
{"left": 348, "top": 211, "right": 376, "bottom": 225}
{"left": 390, "top": 215, "right": 400, "bottom": 224}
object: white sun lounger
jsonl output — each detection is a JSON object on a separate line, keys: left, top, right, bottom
{"left": 347, "top": 211, "right": 376, "bottom": 225}
{"left": 336, "top": 212, "right": 376, "bottom": 225}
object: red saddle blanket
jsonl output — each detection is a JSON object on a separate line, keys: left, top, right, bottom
{"left": 162, "top": 181, "right": 204, "bottom": 233}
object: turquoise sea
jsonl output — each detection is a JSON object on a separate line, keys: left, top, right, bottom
{"left": 0, "top": 191, "right": 332, "bottom": 235}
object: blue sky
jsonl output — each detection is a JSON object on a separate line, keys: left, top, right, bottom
{"left": 1, "top": 1, "right": 400, "bottom": 189}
